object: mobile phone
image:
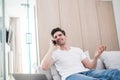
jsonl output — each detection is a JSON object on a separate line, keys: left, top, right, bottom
{"left": 52, "top": 40, "right": 57, "bottom": 45}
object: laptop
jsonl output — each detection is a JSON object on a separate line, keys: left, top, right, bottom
{"left": 12, "top": 74, "right": 47, "bottom": 80}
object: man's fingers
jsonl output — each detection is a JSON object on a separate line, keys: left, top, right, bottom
{"left": 98, "top": 45, "right": 106, "bottom": 53}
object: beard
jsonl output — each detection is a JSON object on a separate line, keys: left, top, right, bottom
{"left": 57, "top": 41, "right": 65, "bottom": 46}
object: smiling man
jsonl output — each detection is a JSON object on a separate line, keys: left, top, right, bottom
{"left": 41, "top": 27, "right": 120, "bottom": 80}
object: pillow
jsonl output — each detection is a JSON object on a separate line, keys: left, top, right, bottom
{"left": 50, "top": 64, "right": 61, "bottom": 80}
{"left": 84, "top": 51, "right": 105, "bottom": 69}
{"left": 100, "top": 51, "right": 120, "bottom": 70}
{"left": 96, "top": 59, "right": 105, "bottom": 69}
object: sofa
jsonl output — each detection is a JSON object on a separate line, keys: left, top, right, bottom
{"left": 37, "top": 51, "right": 120, "bottom": 80}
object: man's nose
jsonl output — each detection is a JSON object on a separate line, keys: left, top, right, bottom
{"left": 56, "top": 36, "right": 61, "bottom": 40}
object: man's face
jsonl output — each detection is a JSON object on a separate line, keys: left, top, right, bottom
{"left": 53, "top": 31, "right": 67, "bottom": 46}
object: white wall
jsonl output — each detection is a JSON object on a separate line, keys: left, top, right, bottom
{"left": 112, "top": 0, "right": 120, "bottom": 48}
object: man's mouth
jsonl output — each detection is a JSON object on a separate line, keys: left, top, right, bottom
{"left": 57, "top": 39, "right": 62, "bottom": 43}
{"left": 56, "top": 40, "right": 63, "bottom": 44}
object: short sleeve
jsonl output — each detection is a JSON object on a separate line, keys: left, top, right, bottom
{"left": 80, "top": 49, "right": 87, "bottom": 61}
{"left": 52, "top": 52, "right": 57, "bottom": 62}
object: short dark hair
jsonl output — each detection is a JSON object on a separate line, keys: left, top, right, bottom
{"left": 51, "top": 27, "right": 66, "bottom": 37}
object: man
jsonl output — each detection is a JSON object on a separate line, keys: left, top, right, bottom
{"left": 41, "top": 27, "right": 120, "bottom": 80}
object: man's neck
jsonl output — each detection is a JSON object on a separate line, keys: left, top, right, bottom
{"left": 60, "top": 45, "right": 70, "bottom": 51}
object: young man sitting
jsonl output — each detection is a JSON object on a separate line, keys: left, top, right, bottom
{"left": 41, "top": 27, "right": 120, "bottom": 80}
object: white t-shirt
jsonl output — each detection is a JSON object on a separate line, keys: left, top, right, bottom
{"left": 52, "top": 47, "right": 89, "bottom": 80}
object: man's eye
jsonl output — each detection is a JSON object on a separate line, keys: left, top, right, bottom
{"left": 59, "top": 34, "right": 62, "bottom": 36}
{"left": 54, "top": 36, "right": 57, "bottom": 39}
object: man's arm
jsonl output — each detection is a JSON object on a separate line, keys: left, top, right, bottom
{"left": 82, "top": 45, "right": 106, "bottom": 69}
{"left": 41, "top": 40, "right": 57, "bottom": 70}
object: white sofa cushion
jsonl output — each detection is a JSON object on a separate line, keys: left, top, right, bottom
{"left": 100, "top": 51, "right": 120, "bottom": 70}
